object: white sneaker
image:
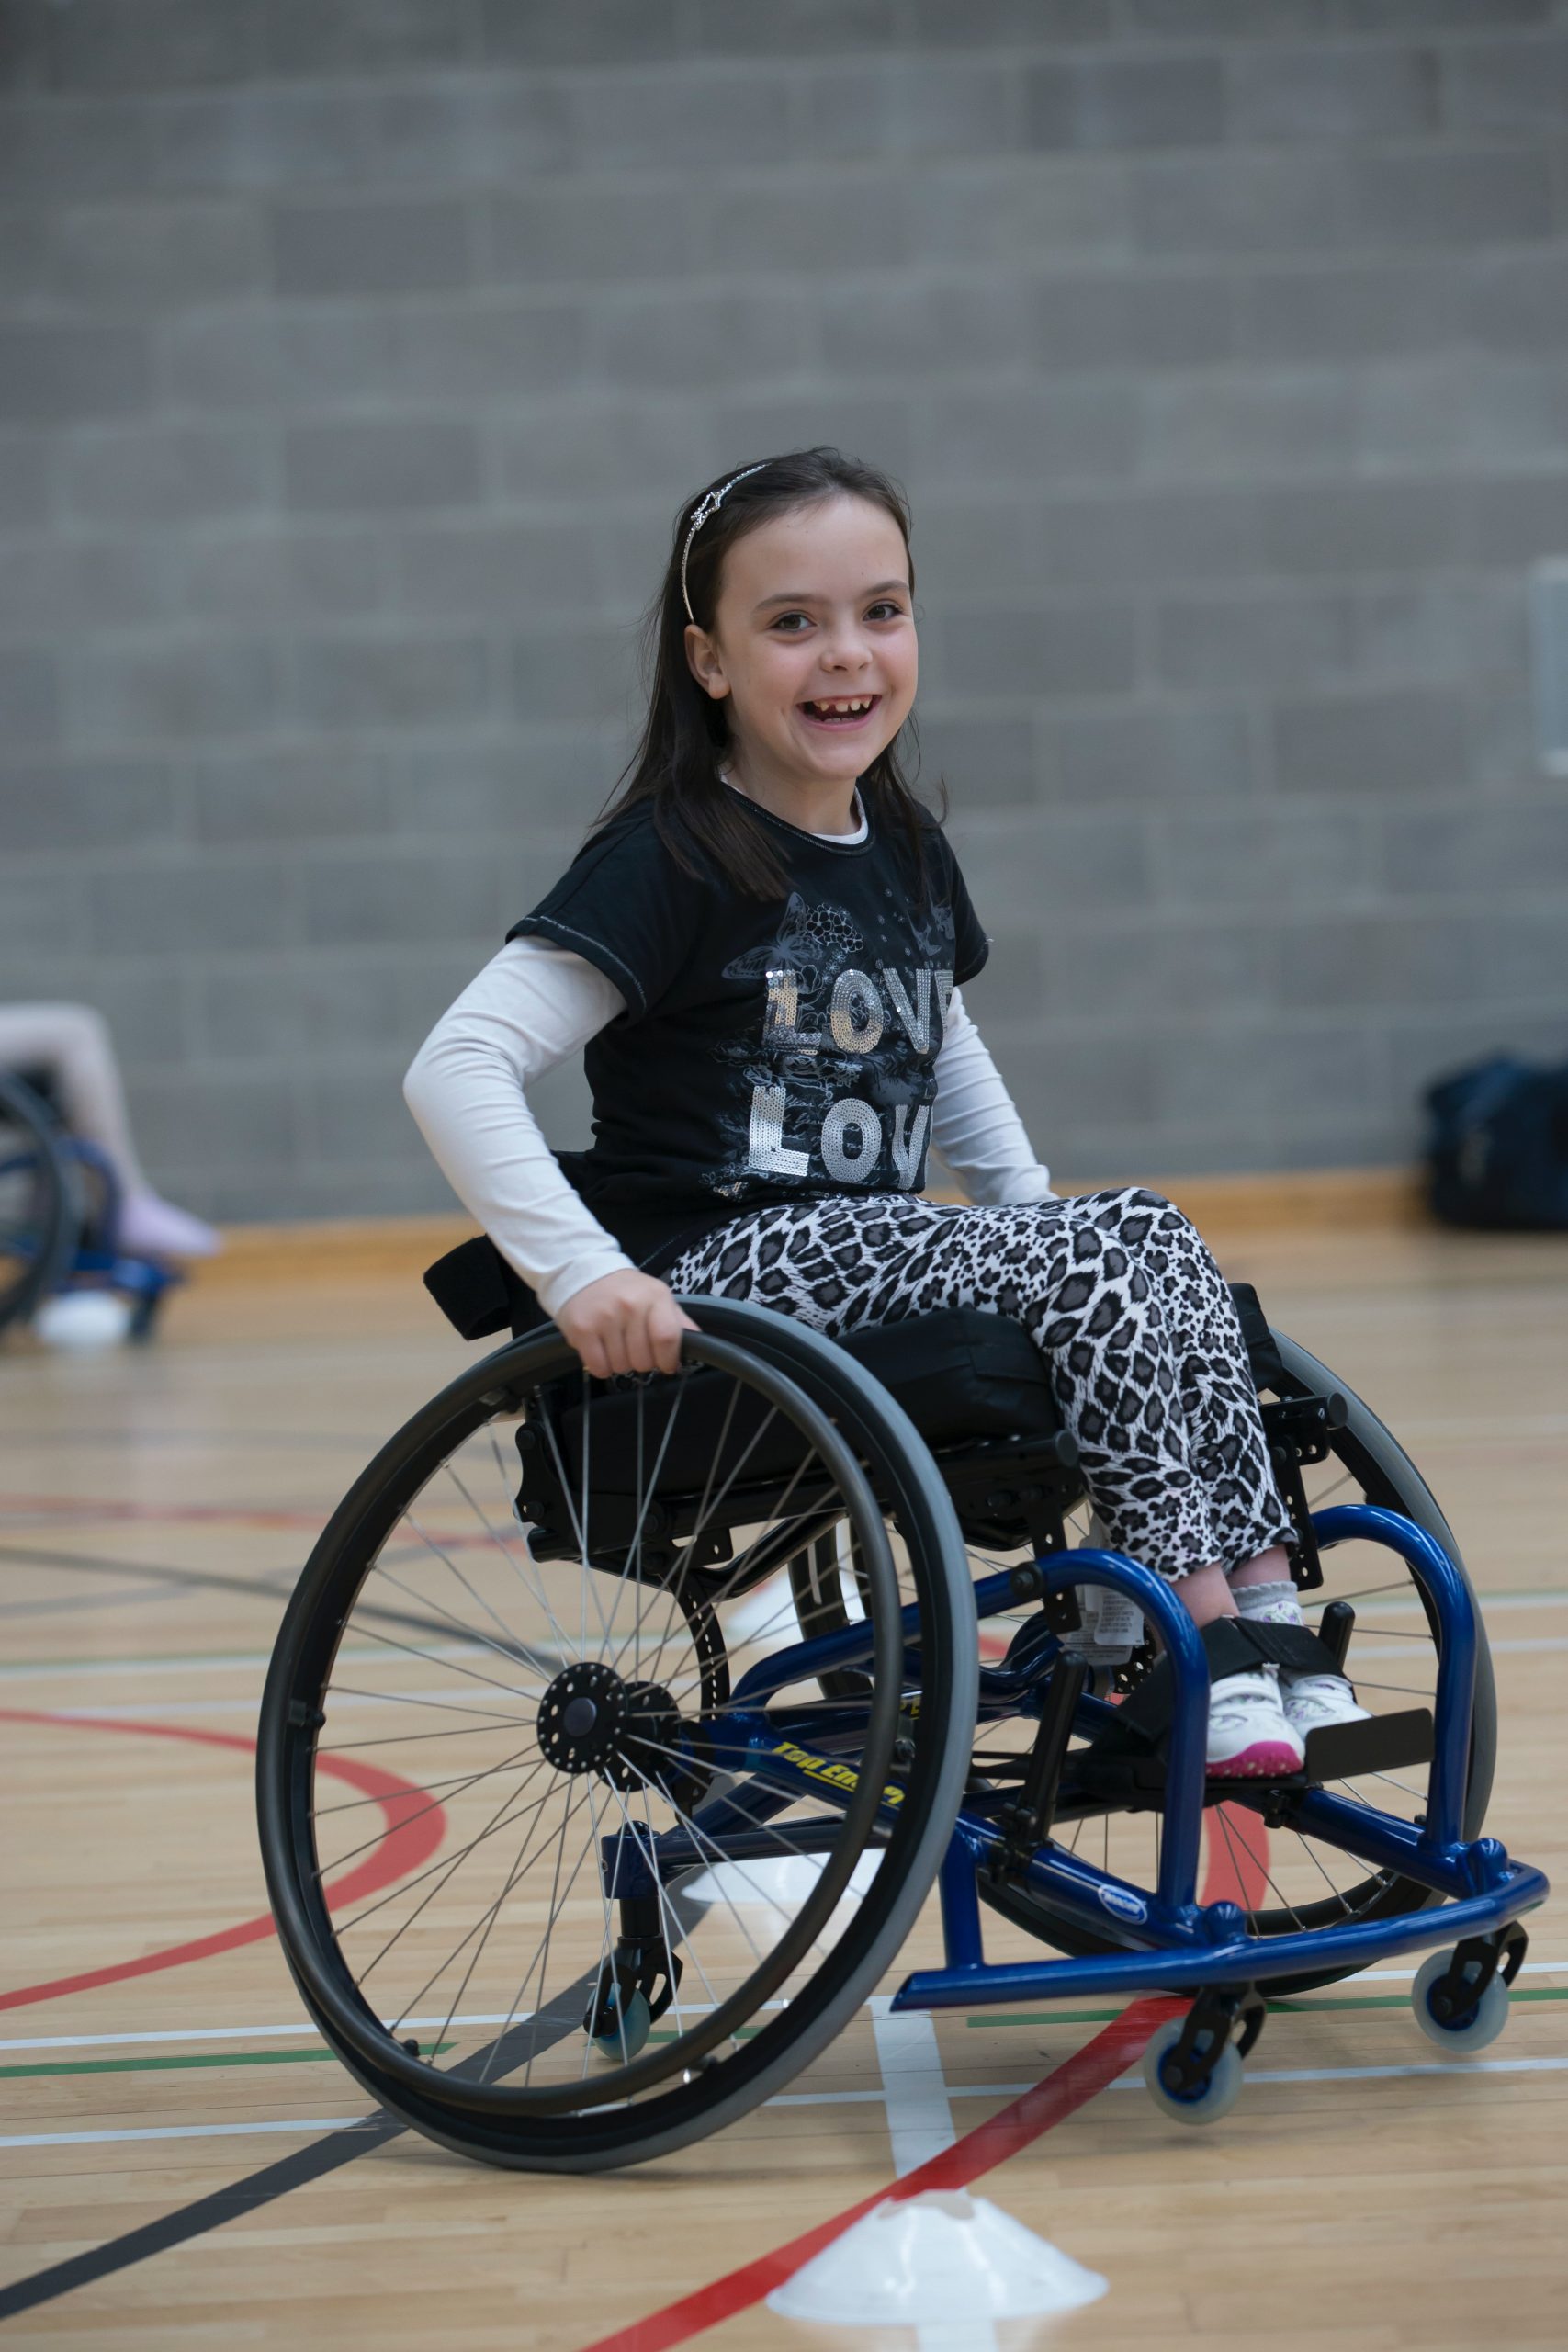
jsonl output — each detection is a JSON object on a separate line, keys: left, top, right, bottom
{"left": 1281, "top": 1673, "right": 1371, "bottom": 1739}
{"left": 1207, "top": 1664, "right": 1306, "bottom": 1779}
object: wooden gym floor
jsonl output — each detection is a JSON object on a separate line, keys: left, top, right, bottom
{"left": 1, "top": 1210, "right": 1564, "bottom": 2350}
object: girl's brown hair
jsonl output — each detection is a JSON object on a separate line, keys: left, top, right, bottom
{"left": 593, "top": 446, "right": 941, "bottom": 899}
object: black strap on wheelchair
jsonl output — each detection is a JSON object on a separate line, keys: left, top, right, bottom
{"left": 1080, "top": 1615, "right": 1347, "bottom": 1781}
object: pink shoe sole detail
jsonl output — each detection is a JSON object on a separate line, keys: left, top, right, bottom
{"left": 1206, "top": 1737, "right": 1303, "bottom": 1780}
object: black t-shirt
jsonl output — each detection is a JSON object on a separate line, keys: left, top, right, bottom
{"left": 507, "top": 792, "right": 990, "bottom": 1272}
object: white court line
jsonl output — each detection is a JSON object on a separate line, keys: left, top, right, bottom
{"left": 0, "top": 2000, "right": 792, "bottom": 2055}
{"left": 0, "top": 2014, "right": 529, "bottom": 2054}
{"left": 1312, "top": 1591, "right": 1568, "bottom": 1619}
{"left": 1348, "top": 1961, "right": 1566, "bottom": 1984}
{"left": 1106, "top": 2056, "right": 1568, "bottom": 2090}
{"left": 6, "top": 1969, "right": 1565, "bottom": 2055}
{"left": 7, "top": 2053, "right": 1566, "bottom": 2151}
{"left": 0, "top": 2117, "right": 378, "bottom": 2151}
{"left": 868, "top": 1995, "right": 1002, "bottom": 2352}
{"left": 870, "top": 1993, "right": 959, "bottom": 2174}
{"left": 0, "top": 1650, "right": 278, "bottom": 1683}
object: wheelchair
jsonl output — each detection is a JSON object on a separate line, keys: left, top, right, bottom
{"left": 0, "top": 1069, "right": 181, "bottom": 1342}
{"left": 256, "top": 1242, "right": 1546, "bottom": 2172}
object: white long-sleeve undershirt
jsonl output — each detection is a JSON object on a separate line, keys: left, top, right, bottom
{"left": 403, "top": 940, "right": 1054, "bottom": 1323}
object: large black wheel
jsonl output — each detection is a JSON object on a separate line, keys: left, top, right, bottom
{"left": 0, "top": 1072, "right": 77, "bottom": 1340}
{"left": 978, "top": 1326, "right": 1495, "bottom": 1996}
{"left": 258, "top": 1296, "right": 976, "bottom": 2172}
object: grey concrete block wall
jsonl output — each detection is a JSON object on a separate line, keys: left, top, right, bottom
{"left": 3, "top": 1, "right": 1568, "bottom": 1218}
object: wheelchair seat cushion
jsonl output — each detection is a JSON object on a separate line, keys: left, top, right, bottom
{"left": 542, "top": 1306, "right": 1067, "bottom": 1503}
{"left": 834, "top": 1308, "right": 1065, "bottom": 1448}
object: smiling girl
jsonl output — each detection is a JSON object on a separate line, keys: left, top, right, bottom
{"left": 404, "top": 446, "right": 1366, "bottom": 1777}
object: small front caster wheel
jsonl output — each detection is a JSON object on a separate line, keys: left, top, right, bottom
{"left": 1412, "top": 1949, "right": 1510, "bottom": 2053}
{"left": 1141, "top": 2018, "right": 1244, "bottom": 2125}
{"left": 589, "top": 1984, "right": 651, "bottom": 2063}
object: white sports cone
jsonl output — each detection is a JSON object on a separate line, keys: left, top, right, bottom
{"left": 680, "top": 1850, "right": 879, "bottom": 1916}
{"left": 766, "top": 2188, "right": 1107, "bottom": 2326}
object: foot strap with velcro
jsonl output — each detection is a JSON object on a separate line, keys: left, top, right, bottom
{"left": 1083, "top": 1615, "right": 1346, "bottom": 1771}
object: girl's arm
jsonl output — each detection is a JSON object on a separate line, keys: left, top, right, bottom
{"left": 402, "top": 939, "right": 637, "bottom": 1321}
{"left": 931, "top": 987, "right": 1055, "bottom": 1206}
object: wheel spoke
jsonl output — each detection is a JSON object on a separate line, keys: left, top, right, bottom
{"left": 333, "top": 1763, "right": 550, "bottom": 1937}
{"left": 347, "top": 1617, "right": 546, "bottom": 1705}
{"left": 485, "top": 1433, "right": 578, "bottom": 1655}
{"left": 604, "top": 1773, "right": 716, "bottom": 2046}
{"left": 1291, "top": 1830, "right": 1355, "bottom": 1917}
{"left": 628, "top": 1727, "right": 885, "bottom": 1939}
{"left": 326, "top": 1685, "right": 536, "bottom": 1726}
{"left": 504, "top": 1791, "right": 602, "bottom": 2090}
{"left": 315, "top": 1737, "right": 538, "bottom": 1877}
{"left": 402, "top": 1493, "right": 547, "bottom": 1667}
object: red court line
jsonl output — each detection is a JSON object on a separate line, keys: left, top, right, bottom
{"left": 577, "top": 1816, "right": 1269, "bottom": 2352}
{"left": 578, "top": 1999, "right": 1181, "bottom": 2352}
{"left": 0, "top": 1709, "right": 446, "bottom": 2013}
{"left": 1206, "top": 1802, "right": 1271, "bottom": 1913}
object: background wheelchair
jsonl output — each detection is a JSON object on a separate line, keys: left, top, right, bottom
{"left": 256, "top": 1248, "right": 1546, "bottom": 2172}
{"left": 0, "top": 1069, "right": 181, "bottom": 1342}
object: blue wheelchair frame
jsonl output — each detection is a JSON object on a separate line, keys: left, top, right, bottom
{"left": 0, "top": 1125, "right": 181, "bottom": 1337}
{"left": 604, "top": 1503, "right": 1548, "bottom": 2013}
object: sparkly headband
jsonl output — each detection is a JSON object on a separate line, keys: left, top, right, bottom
{"left": 680, "top": 464, "right": 768, "bottom": 623}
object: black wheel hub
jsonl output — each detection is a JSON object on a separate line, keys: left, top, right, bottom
{"left": 537, "top": 1660, "right": 627, "bottom": 1775}
{"left": 537, "top": 1663, "right": 699, "bottom": 1802}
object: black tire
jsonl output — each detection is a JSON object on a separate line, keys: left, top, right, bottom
{"left": 258, "top": 1296, "right": 976, "bottom": 2172}
{"left": 981, "top": 1326, "right": 1495, "bottom": 1996}
{"left": 0, "top": 1072, "right": 78, "bottom": 1339}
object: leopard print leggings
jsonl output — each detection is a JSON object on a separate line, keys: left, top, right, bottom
{"left": 663, "top": 1187, "right": 1294, "bottom": 1583}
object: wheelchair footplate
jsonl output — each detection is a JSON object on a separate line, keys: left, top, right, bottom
{"left": 1063, "top": 1704, "right": 1438, "bottom": 1805}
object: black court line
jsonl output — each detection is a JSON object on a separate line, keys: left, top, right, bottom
{"left": 0, "top": 1544, "right": 487, "bottom": 1652}
{"left": 0, "top": 1969, "right": 622, "bottom": 2322}
{"left": 0, "top": 2116, "right": 405, "bottom": 2322}
{"left": 0, "top": 1544, "right": 299, "bottom": 1611}
{"left": 0, "top": 1580, "right": 184, "bottom": 1622}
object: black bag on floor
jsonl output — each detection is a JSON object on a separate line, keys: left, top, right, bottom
{"left": 1424, "top": 1053, "right": 1568, "bottom": 1229}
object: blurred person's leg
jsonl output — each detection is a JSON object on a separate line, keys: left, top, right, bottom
{"left": 0, "top": 1003, "right": 220, "bottom": 1258}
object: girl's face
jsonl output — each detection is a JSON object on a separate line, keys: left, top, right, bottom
{"left": 685, "top": 493, "right": 918, "bottom": 796}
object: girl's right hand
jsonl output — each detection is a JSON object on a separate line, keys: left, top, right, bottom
{"left": 553, "top": 1271, "right": 700, "bottom": 1380}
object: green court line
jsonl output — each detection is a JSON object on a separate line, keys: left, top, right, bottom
{"left": 647, "top": 2024, "right": 764, "bottom": 2045}
{"left": 964, "top": 1987, "right": 1568, "bottom": 2027}
{"left": 0, "top": 2043, "right": 451, "bottom": 2082}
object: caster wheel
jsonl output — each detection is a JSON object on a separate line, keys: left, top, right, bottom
{"left": 1412, "top": 1950, "right": 1510, "bottom": 2053}
{"left": 590, "top": 1986, "right": 651, "bottom": 2063}
{"left": 1141, "top": 2019, "right": 1244, "bottom": 2126}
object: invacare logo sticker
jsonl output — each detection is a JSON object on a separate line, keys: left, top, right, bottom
{"left": 1097, "top": 1883, "right": 1149, "bottom": 1926}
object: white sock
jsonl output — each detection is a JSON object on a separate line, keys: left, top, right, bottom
{"left": 1231, "top": 1577, "right": 1304, "bottom": 1628}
